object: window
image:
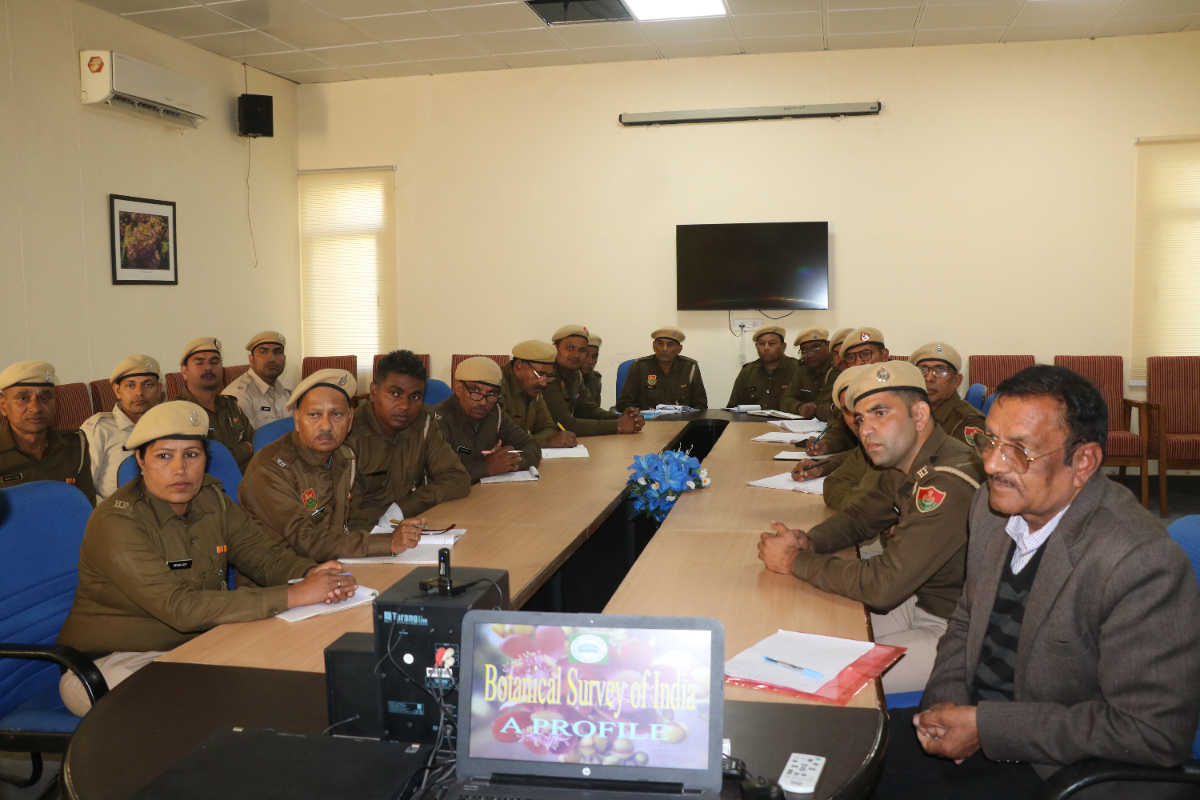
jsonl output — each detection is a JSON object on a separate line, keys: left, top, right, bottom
{"left": 1131, "top": 139, "right": 1200, "bottom": 379}
{"left": 299, "top": 168, "right": 398, "bottom": 382}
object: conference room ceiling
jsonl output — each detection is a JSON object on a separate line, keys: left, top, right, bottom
{"left": 82, "top": 0, "right": 1200, "bottom": 84}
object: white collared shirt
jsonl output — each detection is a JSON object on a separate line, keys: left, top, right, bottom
{"left": 222, "top": 369, "right": 292, "bottom": 430}
{"left": 1004, "top": 504, "right": 1071, "bottom": 574}
{"left": 80, "top": 404, "right": 138, "bottom": 501}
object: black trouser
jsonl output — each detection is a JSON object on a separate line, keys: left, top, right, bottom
{"left": 872, "top": 707, "right": 1042, "bottom": 800}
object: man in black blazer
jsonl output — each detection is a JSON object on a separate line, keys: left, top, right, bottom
{"left": 874, "top": 365, "right": 1200, "bottom": 800}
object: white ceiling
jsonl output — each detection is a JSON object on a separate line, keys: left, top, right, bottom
{"left": 80, "top": 0, "right": 1200, "bottom": 83}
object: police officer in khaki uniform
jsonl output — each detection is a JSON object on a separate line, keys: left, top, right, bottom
{"left": 57, "top": 401, "right": 357, "bottom": 715}
{"left": 434, "top": 357, "right": 541, "bottom": 483}
{"left": 800, "top": 327, "right": 892, "bottom": 458}
{"left": 760, "top": 361, "right": 984, "bottom": 693}
{"left": 543, "top": 325, "right": 642, "bottom": 436}
{"left": 829, "top": 327, "right": 853, "bottom": 372}
{"left": 726, "top": 326, "right": 800, "bottom": 411}
{"left": 222, "top": 330, "right": 293, "bottom": 430}
{"left": 346, "top": 350, "right": 470, "bottom": 528}
{"left": 81, "top": 355, "right": 162, "bottom": 500}
{"left": 174, "top": 337, "right": 256, "bottom": 474}
{"left": 581, "top": 334, "right": 604, "bottom": 407}
{"left": 780, "top": 327, "right": 838, "bottom": 419}
{"left": 239, "top": 369, "right": 425, "bottom": 566}
{"left": 616, "top": 326, "right": 708, "bottom": 412}
{"left": 910, "top": 342, "right": 986, "bottom": 447}
{"left": 500, "top": 341, "right": 577, "bottom": 448}
{"left": 0, "top": 360, "right": 95, "bottom": 504}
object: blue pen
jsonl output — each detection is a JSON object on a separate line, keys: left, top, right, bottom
{"left": 762, "top": 655, "right": 823, "bottom": 680}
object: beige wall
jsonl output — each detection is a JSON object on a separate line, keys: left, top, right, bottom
{"left": 297, "top": 31, "right": 1200, "bottom": 407}
{"left": 0, "top": 0, "right": 300, "bottom": 391}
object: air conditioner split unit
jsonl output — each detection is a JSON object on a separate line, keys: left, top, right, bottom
{"left": 80, "top": 50, "right": 209, "bottom": 129}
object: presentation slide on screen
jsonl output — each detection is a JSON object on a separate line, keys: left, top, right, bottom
{"left": 468, "top": 624, "right": 713, "bottom": 770}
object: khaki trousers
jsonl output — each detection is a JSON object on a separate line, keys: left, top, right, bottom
{"left": 870, "top": 596, "right": 948, "bottom": 695}
{"left": 59, "top": 650, "right": 166, "bottom": 716}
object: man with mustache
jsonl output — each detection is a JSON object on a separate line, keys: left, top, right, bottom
{"left": 222, "top": 330, "right": 293, "bottom": 430}
{"left": 780, "top": 326, "right": 837, "bottom": 419}
{"left": 435, "top": 357, "right": 540, "bottom": 482}
{"left": 544, "top": 325, "right": 643, "bottom": 435}
{"left": 500, "top": 340, "right": 578, "bottom": 448}
{"left": 759, "top": 361, "right": 983, "bottom": 694}
{"left": 799, "top": 327, "right": 891, "bottom": 458}
{"left": 580, "top": 333, "right": 604, "bottom": 407}
{"left": 616, "top": 326, "right": 708, "bottom": 412}
{"left": 174, "top": 337, "right": 255, "bottom": 473}
{"left": 239, "top": 369, "right": 424, "bottom": 563}
{"left": 82, "top": 354, "right": 162, "bottom": 500}
{"left": 727, "top": 326, "right": 800, "bottom": 411}
{"left": 0, "top": 360, "right": 96, "bottom": 503}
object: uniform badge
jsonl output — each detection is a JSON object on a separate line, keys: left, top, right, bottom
{"left": 114, "top": 500, "right": 130, "bottom": 509}
{"left": 189, "top": 410, "right": 202, "bottom": 427}
{"left": 145, "top": 359, "right": 154, "bottom": 371}
{"left": 2, "top": 474, "right": 22, "bottom": 483}
{"left": 302, "top": 488, "right": 317, "bottom": 510}
{"left": 860, "top": 332, "right": 870, "bottom": 341}
{"left": 45, "top": 370, "right": 52, "bottom": 382}
{"left": 338, "top": 375, "right": 348, "bottom": 386}
{"left": 916, "top": 485, "right": 946, "bottom": 513}
{"left": 810, "top": 333, "right": 819, "bottom": 340}
{"left": 935, "top": 345, "right": 944, "bottom": 355}
{"left": 916, "top": 466, "right": 928, "bottom": 479}
{"left": 213, "top": 338, "right": 221, "bottom": 350}
{"left": 964, "top": 426, "right": 982, "bottom": 447}
{"left": 647, "top": 375, "right": 657, "bottom": 386}
{"left": 876, "top": 367, "right": 890, "bottom": 382}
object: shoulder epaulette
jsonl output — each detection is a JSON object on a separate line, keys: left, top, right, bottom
{"left": 74, "top": 430, "right": 88, "bottom": 477}
{"left": 931, "top": 465, "right": 981, "bottom": 490}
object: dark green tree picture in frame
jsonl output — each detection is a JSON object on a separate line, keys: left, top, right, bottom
{"left": 110, "top": 194, "right": 177, "bottom": 285}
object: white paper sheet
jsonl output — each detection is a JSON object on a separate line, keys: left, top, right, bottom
{"left": 276, "top": 585, "right": 379, "bottom": 623}
{"left": 727, "top": 404, "right": 761, "bottom": 412}
{"left": 643, "top": 404, "right": 694, "bottom": 414}
{"left": 725, "top": 629, "right": 875, "bottom": 694}
{"left": 747, "top": 472, "right": 826, "bottom": 494}
{"left": 773, "top": 451, "right": 832, "bottom": 461}
{"left": 769, "top": 419, "right": 828, "bottom": 434}
{"left": 480, "top": 466, "right": 540, "bottom": 484}
{"left": 747, "top": 409, "right": 802, "bottom": 419}
{"left": 371, "top": 502, "right": 404, "bottom": 534}
{"left": 541, "top": 445, "right": 590, "bottom": 459}
{"left": 751, "top": 432, "right": 811, "bottom": 444}
{"left": 340, "top": 530, "right": 466, "bottom": 565}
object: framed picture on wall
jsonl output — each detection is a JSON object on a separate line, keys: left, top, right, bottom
{"left": 109, "top": 194, "right": 178, "bottom": 285}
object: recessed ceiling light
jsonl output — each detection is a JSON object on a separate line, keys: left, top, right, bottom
{"left": 622, "top": 0, "right": 726, "bottom": 22}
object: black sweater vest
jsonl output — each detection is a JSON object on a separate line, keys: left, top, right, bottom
{"left": 971, "top": 539, "right": 1048, "bottom": 704}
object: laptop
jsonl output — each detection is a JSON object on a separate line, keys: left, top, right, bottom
{"left": 446, "top": 610, "right": 726, "bottom": 800}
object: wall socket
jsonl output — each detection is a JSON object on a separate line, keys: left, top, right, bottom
{"left": 732, "top": 319, "right": 764, "bottom": 332}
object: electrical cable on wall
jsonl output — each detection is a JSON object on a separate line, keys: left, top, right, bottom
{"left": 244, "top": 64, "right": 258, "bottom": 269}
{"left": 757, "top": 309, "right": 795, "bottom": 320}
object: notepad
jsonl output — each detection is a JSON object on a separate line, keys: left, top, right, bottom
{"left": 769, "top": 419, "right": 828, "bottom": 434}
{"left": 541, "top": 445, "right": 589, "bottom": 459}
{"left": 725, "top": 630, "right": 875, "bottom": 694}
{"left": 276, "top": 585, "right": 379, "bottom": 623}
{"left": 773, "top": 451, "right": 832, "bottom": 461}
{"left": 642, "top": 404, "right": 694, "bottom": 414}
{"left": 480, "top": 466, "right": 540, "bottom": 484}
{"left": 751, "top": 432, "right": 811, "bottom": 444}
{"left": 370, "top": 502, "right": 404, "bottom": 534}
{"left": 748, "top": 472, "right": 826, "bottom": 494}
{"left": 747, "top": 409, "right": 802, "bottom": 419}
{"left": 340, "top": 530, "right": 466, "bottom": 565}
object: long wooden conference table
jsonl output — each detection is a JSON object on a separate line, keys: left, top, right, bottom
{"left": 62, "top": 414, "right": 886, "bottom": 800}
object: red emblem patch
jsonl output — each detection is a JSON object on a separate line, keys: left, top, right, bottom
{"left": 860, "top": 331, "right": 870, "bottom": 341}
{"left": 964, "top": 426, "right": 983, "bottom": 447}
{"left": 301, "top": 488, "right": 317, "bottom": 510}
{"left": 916, "top": 485, "right": 946, "bottom": 513}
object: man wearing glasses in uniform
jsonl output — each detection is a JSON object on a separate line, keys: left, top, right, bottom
{"left": 911, "top": 342, "right": 987, "bottom": 446}
{"left": 500, "top": 341, "right": 578, "bottom": 448}
{"left": 802, "top": 327, "right": 891, "bottom": 457}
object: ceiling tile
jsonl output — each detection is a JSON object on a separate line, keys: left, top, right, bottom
{"left": 826, "top": 30, "right": 913, "bottom": 47}
{"left": 355, "top": 60, "right": 430, "bottom": 76}
{"left": 1111, "top": 0, "right": 1200, "bottom": 17}
{"left": 1012, "top": 0, "right": 1120, "bottom": 25}
{"left": 726, "top": 0, "right": 819, "bottom": 13}
{"left": 1001, "top": 21, "right": 1098, "bottom": 39}
{"left": 576, "top": 43, "right": 661, "bottom": 62}
{"left": 915, "top": 25, "right": 1002, "bottom": 43}
{"left": 419, "top": 55, "right": 506, "bottom": 72}
{"left": 550, "top": 20, "right": 647, "bottom": 47}
{"left": 918, "top": 2, "right": 1018, "bottom": 27}
{"left": 307, "top": 0, "right": 422, "bottom": 16}
{"left": 414, "top": 0, "right": 501, "bottom": 8}
{"left": 739, "top": 33, "right": 824, "bottom": 52}
{"left": 733, "top": 11, "right": 821, "bottom": 36}
{"left": 348, "top": 11, "right": 455, "bottom": 38}
{"left": 434, "top": 3, "right": 545, "bottom": 34}
{"left": 243, "top": 49, "right": 334, "bottom": 69}
{"left": 639, "top": 17, "right": 735, "bottom": 42}
{"left": 206, "top": 0, "right": 330, "bottom": 27}
{"left": 264, "top": 18, "right": 374, "bottom": 45}
{"left": 79, "top": 0, "right": 199, "bottom": 13}
{"left": 1095, "top": 13, "right": 1197, "bottom": 34}
{"left": 125, "top": 5, "right": 251, "bottom": 36}
{"left": 307, "top": 41, "right": 406, "bottom": 63}
{"left": 498, "top": 49, "right": 583, "bottom": 67}
{"left": 278, "top": 67, "right": 364, "bottom": 80}
{"left": 828, "top": 0, "right": 919, "bottom": 9}
{"left": 182, "top": 29, "right": 299, "bottom": 55}
{"left": 656, "top": 38, "right": 742, "bottom": 57}
{"left": 467, "top": 27, "right": 563, "bottom": 53}
{"left": 924, "top": 0, "right": 1020, "bottom": 5}
{"left": 391, "top": 34, "right": 483, "bottom": 57}
{"left": 828, "top": 7, "right": 918, "bottom": 32}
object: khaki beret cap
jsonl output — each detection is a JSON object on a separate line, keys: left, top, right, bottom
{"left": 849, "top": 361, "right": 928, "bottom": 408}
{"left": 456, "top": 357, "right": 503, "bottom": 386}
{"left": 0, "top": 361, "right": 57, "bottom": 392}
{"left": 246, "top": 331, "right": 286, "bottom": 352}
{"left": 830, "top": 328, "right": 853, "bottom": 354}
{"left": 181, "top": 336, "right": 222, "bottom": 365}
{"left": 832, "top": 365, "right": 869, "bottom": 411}
{"left": 753, "top": 326, "right": 787, "bottom": 344}
{"left": 910, "top": 341, "right": 962, "bottom": 373}
{"left": 512, "top": 340, "right": 557, "bottom": 362}
{"left": 793, "top": 326, "right": 829, "bottom": 346}
{"left": 110, "top": 355, "right": 161, "bottom": 384}
{"left": 126, "top": 401, "right": 208, "bottom": 450}
{"left": 841, "top": 327, "right": 885, "bottom": 356}
{"left": 552, "top": 324, "right": 589, "bottom": 343}
{"left": 651, "top": 326, "right": 685, "bottom": 344}
{"left": 287, "top": 368, "right": 356, "bottom": 411}
{"left": 588, "top": 334, "right": 602, "bottom": 348}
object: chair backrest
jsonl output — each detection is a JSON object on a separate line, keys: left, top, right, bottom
{"left": 983, "top": 392, "right": 998, "bottom": 415}
{"left": 1147, "top": 356, "right": 1200, "bottom": 435}
{"left": 52, "top": 383, "right": 93, "bottom": 429}
{"left": 117, "top": 454, "right": 139, "bottom": 489}
{"left": 450, "top": 354, "right": 510, "bottom": 381}
{"left": 253, "top": 417, "right": 295, "bottom": 451}
{"left": 968, "top": 355, "right": 1036, "bottom": 396}
{"left": 888, "top": 355, "right": 909, "bottom": 362}
{"left": 0, "top": 482, "right": 94, "bottom": 718}
{"left": 165, "top": 372, "right": 186, "bottom": 399}
{"left": 117, "top": 441, "right": 242, "bottom": 503}
{"left": 1054, "top": 356, "right": 1125, "bottom": 432}
{"left": 1167, "top": 516, "right": 1200, "bottom": 591}
{"left": 964, "top": 383, "right": 987, "bottom": 411}
{"left": 221, "top": 364, "right": 250, "bottom": 389}
{"left": 616, "top": 359, "right": 636, "bottom": 396}
{"left": 424, "top": 378, "right": 452, "bottom": 406}
{"left": 302, "top": 356, "right": 357, "bottom": 380}
{"left": 89, "top": 379, "right": 118, "bottom": 414}
{"left": 372, "top": 353, "right": 431, "bottom": 381}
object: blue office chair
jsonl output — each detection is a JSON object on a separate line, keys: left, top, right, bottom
{"left": 884, "top": 690, "right": 923, "bottom": 710}
{"left": 116, "top": 454, "right": 139, "bottom": 489}
{"left": 0, "top": 482, "right": 108, "bottom": 798}
{"left": 982, "top": 392, "right": 998, "bottom": 415}
{"left": 115, "top": 441, "right": 242, "bottom": 505}
{"left": 424, "top": 378, "right": 452, "bottom": 406}
{"left": 254, "top": 416, "right": 295, "bottom": 451}
{"left": 616, "top": 359, "right": 636, "bottom": 399}
{"left": 965, "top": 383, "right": 987, "bottom": 411}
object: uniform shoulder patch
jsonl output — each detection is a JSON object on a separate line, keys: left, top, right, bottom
{"left": 647, "top": 374, "right": 657, "bottom": 386}
{"left": 915, "top": 485, "right": 947, "bottom": 512}
{"left": 963, "top": 426, "right": 983, "bottom": 447}
{"left": 275, "top": 457, "right": 289, "bottom": 469}
{"left": 113, "top": 500, "right": 130, "bottom": 509}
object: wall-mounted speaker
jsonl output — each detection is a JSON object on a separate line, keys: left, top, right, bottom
{"left": 238, "top": 94, "right": 273, "bottom": 138}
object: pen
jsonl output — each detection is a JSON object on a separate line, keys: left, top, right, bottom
{"left": 762, "top": 656, "right": 823, "bottom": 680}
{"left": 556, "top": 422, "right": 567, "bottom": 432}
{"left": 289, "top": 572, "right": 354, "bottom": 585}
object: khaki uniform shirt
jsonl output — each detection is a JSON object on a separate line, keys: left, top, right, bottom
{"left": 57, "top": 475, "right": 314, "bottom": 653}
{"left": 543, "top": 365, "right": 620, "bottom": 436}
{"left": 81, "top": 405, "right": 137, "bottom": 501}
{"left": 222, "top": 370, "right": 292, "bottom": 431}
{"left": 780, "top": 355, "right": 837, "bottom": 420}
{"left": 174, "top": 388, "right": 256, "bottom": 474}
{"left": 0, "top": 426, "right": 95, "bottom": 505}
{"left": 345, "top": 402, "right": 471, "bottom": 528}
{"left": 582, "top": 371, "right": 603, "bottom": 408}
{"left": 933, "top": 394, "right": 987, "bottom": 446}
{"left": 726, "top": 356, "right": 800, "bottom": 410}
{"left": 793, "top": 426, "right": 984, "bottom": 619}
{"left": 822, "top": 445, "right": 882, "bottom": 511}
{"left": 616, "top": 356, "right": 708, "bottom": 412}
{"left": 813, "top": 411, "right": 858, "bottom": 456}
{"left": 499, "top": 363, "right": 559, "bottom": 446}
{"left": 238, "top": 431, "right": 393, "bottom": 563}
{"left": 433, "top": 396, "right": 541, "bottom": 484}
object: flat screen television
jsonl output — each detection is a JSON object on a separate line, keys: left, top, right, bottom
{"left": 675, "top": 222, "right": 829, "bottom": 311}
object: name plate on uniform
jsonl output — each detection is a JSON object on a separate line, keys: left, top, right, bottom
{"left": 166, "top": 559, "right": 193, "bottom": 570}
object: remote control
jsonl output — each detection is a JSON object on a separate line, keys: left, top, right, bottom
{"left": 778, "top": 753, "right": 825, "bottom": 794}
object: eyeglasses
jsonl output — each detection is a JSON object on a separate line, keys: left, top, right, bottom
{"left": 842, "top": 347, "right": 877, "bottom": 365}
{"left": 917, "top": 364, "right": 955, "bottom": 379}
{"left": 462, "top": 384, "right": 501, "bottom": 403}
{"left": 519, "top": 362, "right": 554, "bottom": 381}
{"left": 799, "top": 343, "right": 826, "bottom": 356}
{"left": 972, "top": 431, "right": 1073, "bottom": 475}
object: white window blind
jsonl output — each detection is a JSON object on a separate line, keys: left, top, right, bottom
{"left": 1132, "top": 140, "right": 1200, "bottom": 379}
{"left": 299, "top": 168, "right": 398, "bottom": 382}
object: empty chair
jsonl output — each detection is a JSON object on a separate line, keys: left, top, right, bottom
{"left": 423, "top": 378, "right": 452, "bottom": 406}
{"left": 1146, "top": 356, "right": 1200, "bottom": 518}
{"left": 450, "top": 354, "right": 510, "bottom": 381}
{"left": 967, "top": 355, "right": 1035, "bottom": 396}
{"left": 88, "top": 380, "right": 118, "bottom": 414}
{"left": 53, "top": 383, "right": 92, "bottom": 429}
{"left": 301, "top": 356, "right": 357, "bottom": 380}
{"left": 253, "top": 417, "right": 296, "bottom": 451}
{"left": 164, "top": 372, "right": 186, "bottom": 399}
{"left": 220, "top": 364, "right": 250, "bottom": 389}
{"left": 964, "top": 383, "right": 987, "bottom": 411}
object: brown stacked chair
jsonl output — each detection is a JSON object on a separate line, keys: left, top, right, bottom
{"left": 221, "top": 364, "right": 250, "bottom": 389}
{"left": 450, "top": 354, "right": 510, "bottom": 381}
{"left": 301, "top": 356, "right": 358, "bottom": 380}
{"left": 888, "top": 355, "right": 909, "bottom": 361}
{"left": 164, "top": 373, "right": 186, "bottom": 399}
{"left": 89, "top": 380, "right": 118, "bottom": 414}
{"left": 1054, "top": 356, "right": 1148, "bottom": 508}
{"left": 968, "top": 355, "right": 1035, "bottom": 395}
{"left": 53, "top": 383, "right": 92, "bottom": 429}
{"left": 1146, "top": 356, "right": 1200, "bottom": 517}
